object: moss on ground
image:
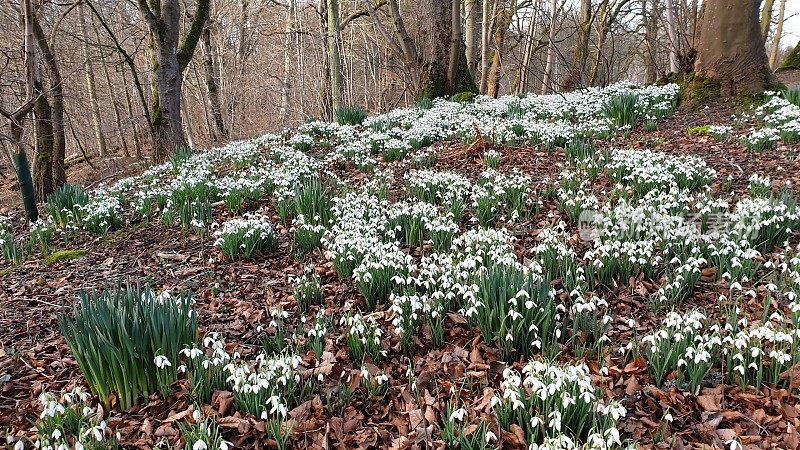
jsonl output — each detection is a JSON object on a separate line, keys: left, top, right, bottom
{"left": 44, "top": 249, "right": 87, "bottom": 265}
{"left": 451, "top": 91, "right": 476, "bottom": 103}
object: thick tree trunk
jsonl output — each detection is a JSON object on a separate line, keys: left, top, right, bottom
{"left": 318, "top": 0, "right": 333, "bottom": 120}
{"left": 16, "top": 0, "right": 38, "bottom": 220}
{"left": 201, "top": 26, "right": 228, "bottom": 142}
{"left": 152, "top": 33, "right": 186, "bottom": 158}
{"left": 693, "top": 0, "right": 773, "bottom": 97}
{"left": 420, "top": 0, "right": 451, "bottom": 98}
{"left": 588, "top": 1, "right": 609, "bottom": 86}
{"left": 79, "top": 4, "right": 108, "bottom": 158}
{"left": 419, "top": 0, "right": 478, "bottom": 98}
{"left": 768, "top": 0, "right": 786, "bottom": 69}
{"left": 138, "top": 0, "right": 210, "bottom": 162}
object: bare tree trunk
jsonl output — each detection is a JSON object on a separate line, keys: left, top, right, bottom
{"left": 201, "top": 25, "right": 228, "bottom": 142}
{"left": 464, "top": 0, "right": 480, "bottom": 77}
{"left": 562, "top": 0, "right": 593, "bottom": 90}
{"left": 318, "top": 0, "right": 333, "bottom": 120}
{"left": 327, "top": 0, "right": 344, "bottom": 112}
{"left": 418, "top": 0, "right": 477, "bottom": 98}
{"left": 694, "top": 0, "right": 773, "bottom": 97}
{"left": 121, "top": 63, "right": 143, "bottom": 158}
{"left": 181, "top": 93, "right": 197, "bottom": 148}
{"left": 33, "top": 75, "right": 54, "bottom": 202}
{"left": 29, "top": 11, "right": 66, "bottom": 190}
{"left": 480, "top": 0, "right": 496, "bottom": 93}
{"left": 541, "top": 0, "right": 558, "bottom": 94}
{"left": 517, "top": 1, "right": 540, "bottom": 94}
{"left": 279, "top": 0, "right": 296, "bottom": 119}
{"left": 93, "top": 17, "right": 129, "bottom": 158}
{"left": 644, "top": 0, "right": 659, "bottom": 82}
{"left": 760, "top": 0, "right": 774, "bottom": 41}
{"left": 768, "top": 0, "right": 786, "bottom": 69}
{"left": 237, "top": 0, "right": 250, "bottom": 72}
{"left": 447, "top": 0, "right": 463, "bottom": 91}
{"left": 589, "top": 0, "right": 632, "bottom": 86}
{"left": 588, "top": 0, "right": 609, "bottom": 86}
{"left": 79, "top": 3, "right": 108, "bottom": 158}
{"left": 137, "top": 0, "right": 210, "bottom": 162}
{"left": 664, "top": 0, "right": 680, "bottom": 73}
{"left": 487, "top": 4, "right": 510, "bottom": 97}
{"left": 8, "top": 0, "right": 39, "bottom": 220}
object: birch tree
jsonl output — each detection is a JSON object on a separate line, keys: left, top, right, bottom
{"left": 768, "top": 0, "right": 786, "bottom": 69}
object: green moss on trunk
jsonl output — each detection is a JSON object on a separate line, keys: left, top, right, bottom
{"left": 778, "top": 40, "right": 800, "bottom": 72}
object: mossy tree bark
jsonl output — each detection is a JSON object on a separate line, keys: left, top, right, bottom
{"left": 137, "top": 0, "right": 210, "bottom": 163}
{"left": 760, "top": 0, "right": 774, "bottom": 41}
{"left": 693, "top": 0, "right": 773, "bottom": 98}
{"left": 33, "top": 77, "right": 54, "bottom": 202}
{"left": 418, "top": 0, "right": 478, "bottom": 99}
{"left": 30, "top": 11, "right": 66, "bottom": 191}
{"left": 778, "top": 40, "right": 800, "bottom": 72}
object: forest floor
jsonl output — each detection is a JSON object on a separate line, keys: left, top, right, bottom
{"left": 2, "top": 99, "right": 800, "bottom": 450}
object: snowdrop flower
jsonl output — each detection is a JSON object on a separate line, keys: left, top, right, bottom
{"left": 726, "top": 439, "right": 743, "bottom": 450}
{"left": 449, "top": 408, "right": 467, "bottom": 422}
{"left": 154, "top": 355, "right": 171, "bottom": 369}
{"left": 193, "top": 440, "right": 208, "bottom": 450}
